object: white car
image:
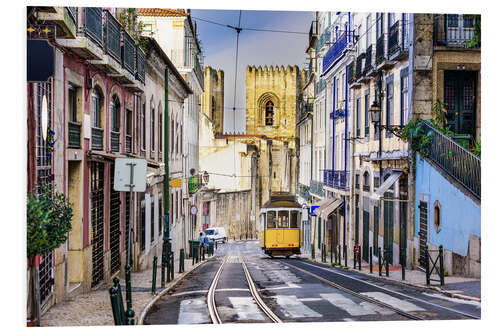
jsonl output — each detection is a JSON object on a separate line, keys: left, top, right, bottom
{"left": 204, "top": 227, "right": 227, "bottom": 243}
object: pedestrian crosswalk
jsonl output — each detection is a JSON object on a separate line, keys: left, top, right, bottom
{"left": 177, "top": 298, "right": 211, "bottom": 324}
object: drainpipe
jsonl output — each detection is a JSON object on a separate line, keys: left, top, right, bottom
{"left": 408, "top": 13, "right": 415, "bottom": 269}
{"left": 343, "top": 60, "right": 349, "bottom": 253}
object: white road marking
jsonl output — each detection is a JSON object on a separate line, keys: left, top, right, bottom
{"left": 171, "top": 290, "right": 208, "bottom": 297}
{"left": 273, "top": 295, "right": 323, "bottom": 318}
{"left": 228, "top": 297, "right": 266, "bottom": 321}
{"left": 261, "top": 283, "right": 301, "bottom": 291}
{"left": 361, "top": 292, "right": 425, "bottom": 312}
{"left": 320, "top": 293, "right": 375, "bottom": 316}
{"left": 299, "top": 298, "right": 322, "bottom": 302}
{"left": 422, "top": 292, "right": 481, "bottom": 308}
{"left": 359, "top": 301, "right": 395, "bottom": 315}
{"left": 177, "top": 298, "right": 211, "bottom": 324}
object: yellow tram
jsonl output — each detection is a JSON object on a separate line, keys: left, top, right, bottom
{"left": 260, "top": 193, "right": 302, "bottom": 257}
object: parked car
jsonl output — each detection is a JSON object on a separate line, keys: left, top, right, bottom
{"left": 204, "top": 227, "right": 227, "bottom": 243}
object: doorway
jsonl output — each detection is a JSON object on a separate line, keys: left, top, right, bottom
{"left": 444, "top": 71, "right": 477, "bottom": 139}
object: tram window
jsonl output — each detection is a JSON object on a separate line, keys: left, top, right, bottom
{"left": 267, "top": 211, "right": 276, "bottom": 228}
{"left": 290, "top": 211, "right": 298, "bottom": 228}
{"left": 278, "top": 211, "right": 289, "bottom": 228}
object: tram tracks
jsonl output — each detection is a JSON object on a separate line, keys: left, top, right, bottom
{"left": 207, "top": 256, "right": 283, "bottom": 324}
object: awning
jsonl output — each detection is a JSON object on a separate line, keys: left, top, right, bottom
{"left": 311, "top": 198, "right": 332, "bottom": 217}
{"left": 320, "top": 199, "right": 343, "bottom": 219}
{"left": 372, "top": 171, "right": 402, "bottom": 200}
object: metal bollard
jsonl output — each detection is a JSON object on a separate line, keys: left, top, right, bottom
{"left": 344, "top": 245, "right": 347, "bottom": 267}
{"left": 179, "top": 249, "right": 184, "bottom": 273}
{"left": 109, "top": 286, "right": 122, "bottom": 325}
{"left": 425, "top": 245, "right": 430, "bottom": 285}
{"left": 125, "top": 308, "right": 135, "bottom": 325}
{"left": 125, "top": 264, "right": 132, "bottom": 311}
{"left": 311, "top": 244, "right": 315, "bottom": 259}
{"left": 152, "top": 256, "right": 157, "bottom": 295}
{"left": 166, "top": 252, "right": 172, "bottom": 283}
{"left": 113, "top": 277, "right": 125, "bottom": 324}
{"left": 369, "top": 247, "right": 373, "bottom": 274}
{"left": 353, "top": 245, "right": 357, "bottom": 269}
{"left": 439, "top": 245, "right": 445, "bottom": 286}
{"left": 385, "top": 248, "right": 389, "bottom": 277}
{"left": 330, "top": 244, "right": 333, "bottom": 263}
{"left": 358, "top": 247, "right": 361, "bottom": 270}
{"left": 378, "top": 247, "right": 382, "bottom": 277}
{"left": 161, "top": 253, "right": 166, "bottom": 288}
{"left": 170, "top": 251, "right": 174, "bottom": 281}
{"left": 338, "top": 245, "right": 341, "bottom": 265}
{"left": 401, "top": 248, "right": 406, "bottom": 281}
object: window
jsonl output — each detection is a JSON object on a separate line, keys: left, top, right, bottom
{"left": 463, "top": 15, "right": 474, "bottom": 28}
{"left": 447, "top": 14, "right": 458, "bottom": 27}
{"left": 265, "top": 101, "right": 274, "bottom": 125}
{"left": 355, "top": 173, "right": 360, "bottom": 189}
{"left": 356, "top": 97, "right": 361, "bottom": 136}
{"left": 374, "top": 176, "right": 380, "bottom": 189}
{"left": 159, "top": 111, "right": 163, "bottom": 152}
{"left": 376, "top": 13, "right": 383, "bottom": 39}
{"left": 364, "top": 92, "right": 370, "bottom": 137}
{"left": 141, "top": 103, "right": 146, "bottom": 150}
{"left": 401, "top": 70, "right": 409, "bottom": 126}
{"left": 91, "top": 88, "right": 103, "bottom": 128}
{"left": 386, "top": 77, "right": 394, "bottom": 137}
{"left": 366, "top": 14, "right": 371, "bottom": 49}
{"left": 290, "top": 211, "right": 298, "bottom": 228}
{"left": 363, "top": 171, "right": 370, "bottom": 192}
{"left": 151, "top": 198, "right": 155, "bottom": 243}
{"left": 434, "top": 201, "right": 442, "bottom": 233}
{"left": 110, "top": 95, "right": 120, "bottom": 132}
{"left": 388, "top": 13, "right": 394, "bottom": 28}
{"left": 267, "top": 211, "right": 276, "bottom": 228}
{"left": 126, "top": 110, "right": 132, "bottom": 136}
{"left": 278, "top": 211, "right": 289, "bottom": 228}
{"left": 158, "top": 198, "right": 162, "bottom": 237}
{"left": 68, "top": 85, "right": 78, "bottom": 123}
{"left": 211, "top": 96, "right": 216, "bottom": 121}
{"left": 150, "top": 106, "right": 155, "bottom": 152}
{"left": 170, "top": 118, "right": 174, "bottom": 155}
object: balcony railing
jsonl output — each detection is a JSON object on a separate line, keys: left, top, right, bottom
{"left": 323, "top": 170, "right": 350, "bottom": 190}
{"left": 125, "top": 135, "right": 132, "bottom": 153}
{"left": 104, "top": 10, "right": 121, "bottom": 62}
{"left": 316, "top": 30, "right": 331, "bottom": 53}
{"left": 310, "top": 180, "right": 324, "bottom": 197}
{"left": 364, "top": 45, "right": 373, "bottom": 73}
{"left": 299, "top": 184, "right": 312, "bottom": 202}
{"left": 346, "top": 62, "right": 354, "bottom": 84}
{"left": 110, "top": 131, "right": 120, "bottom": 152}
{"left": 84, "top": 7, "right": 103, "bottom": 47}
{"left": 67, "top": 7, "right": 78, "bottom": 26}
{"left": 122, "top": 30, "right": 136, "bottom": 75}
{"left": 434, "top": 14, "right": 478, "bottom": 47}
{"left": 355, "top": 52, "right": 365, "bottom": 78}
{"left": 193, "top": 55, "right": 205, "bottom": 90}
{"left": 315, "top": 79, "right": 326, "bottom": 95}
{"left": 388, "top": 20, "right": 410, "bottom": 58}
{"left": 421, "top": 120, "right": 480, "bottom": 199}
{"left": 91, "top": 127, "right": 103, "bottom": 150}
{"left": 136, "top": 46, "right": 145, "bottom": 83}
{"left": 322, "top": 32, "right": 350, "bottom": 74}
{"left": 375, "top": 34, "right": 386, "bottom": 66}
{"left": 68, "top": 121, "right": 81, "bottom": 148}
{"left": 308, "top": 20, "right": 318, "bottom": 49}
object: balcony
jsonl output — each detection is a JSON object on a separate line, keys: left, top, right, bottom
{"left": 193, "top": 55, "right": 205, "bottom": 90}
{"left": 110, "top": 131, "right": 120, "bottom": 152}
{"left": 316, "top": 30, "right": 331, "bottom": 53}
{"left": 364, "top": 44, "right": 374, "bottom": 74}
{"left": 388, "top": 20, "right": 409, "bottom": 60}
{"left": 104, "top": 10, "right": 121, "bottom": 63}
{"left": 308, "top": 20, "right": 318, "bottom": 50}
{"left": 322, "top": 32, "right": 351, "bottom": 74}
{"left": 330, "top": 108, "right": 345, "bottom": 119}
{"left": 355, "top": 52, "right": 365, "bottom": 79}
{"left": 434, "top": 14, "right": 479, "bottom": 48}
{"left": 314, "top": 79, "right": 326, "bottom": 95}
{"left": 37, "top": 6, "right": 77, "bottom": 38}
{"left": 125, "top": 135, "right": 132, "bottom": 154}
{"left": 68, "top": 121, "right": 81, "bottom": 148}
{"left": 84, "top": 7, "right": 104, "bottom": 47}
{"left": 297, "top": 102, "right": 313, "bottom": 122}
{"left": 299, "top": 184, "right": 312, "bottom": 202}
{"left": 135, "top": 46, "right": 146, "bottom": 84}
{"left": 323, "top": 170, "right": 350, "bottom": 190}
{"left": 122, "top": 30, "right": 136, "bottom": 75}
{"left": 91, "top": 127, "right": 103, "bottom": 151}
{"left": 310, "top": 180, "right": 324, "bottom": 197}
{"left": 346, "top": 62, "right": 354, "bottom": 84}
{"left": 375, "top": 34, "right": 386, "bottom": 66}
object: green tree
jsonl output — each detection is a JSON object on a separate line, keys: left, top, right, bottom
{"left": 27, "top": 184, "right": 73, "bottom": 326}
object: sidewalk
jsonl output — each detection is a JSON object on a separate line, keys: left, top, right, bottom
{"left": 299, "top": 251, "right": 481, "bottom": 302}
{"left": 40, "top": 255, "right": 211, "bottom": 326}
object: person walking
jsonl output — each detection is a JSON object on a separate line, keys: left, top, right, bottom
{"left": 198, "top": 232, "right": 204, "bottom": 259}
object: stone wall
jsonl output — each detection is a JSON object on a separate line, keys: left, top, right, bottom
{"left": 214, "top": 190, "right": 254, "bottom": 240}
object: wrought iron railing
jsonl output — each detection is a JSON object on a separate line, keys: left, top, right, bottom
{"left": 299, "top": 184, "right": 312, "bottom": 202}
{"left": 84, "top": 7, "right": 103, "bottom": 47}
{"left": 136, "top": 46, "right": 145, "bottom": 83}
{"left": 323, "top": 170, "right": 350, "bottom": 190}
{"left": 375, "top": 34, "right": 386, "bottom": 65}
{"left": 193, "top": 55, "right": 204, "bottom": 90}
{"left": 421, "top": 121, "right": 481, "bottom": 199}
{"left": 316, "top": 29, "right": 331, "bottom": 53}
{"left": 388, "top": 20, "right": 409, "bottom": 58}
{"left": 355, "top": 52, "right": 365, "bottom": 78}
{"left": 67, "top": 7, "right": 78, "bottom": 26}
{"left": 364, "top": 45, "right": 373, "bottom": 73}
{"left": 110, "top": 131, "right": 120, "bottom": 152}
{"left": 434, "top": 14, "right": 478, "bottom": 47}
{"left": 104, "top": 10, "right": 121, "bottom": 62}
{"left": 122, "top": 29, "right": 136, "bottom": 75}
{"left": 125, "top": 135, "right": 132, "bottom": 153}
{"left": 310, "top": 180, "right": 324, "bottom": 197}
{"left": 68, "top": 121, "right": 81, "bottom": 148}
{"left": 315, "top": 79, "right": 326, "bottom": 95}
{"left": 308, "top": 20, "right": 318, "bottom": 49}
{"left": 91, "top": 127, "right": 103, "bottom": 150}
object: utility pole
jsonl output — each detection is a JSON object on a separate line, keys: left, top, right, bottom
{"left": 161, "top": 67, "right": 171, "bottom": 287}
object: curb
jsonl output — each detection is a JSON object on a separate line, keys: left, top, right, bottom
{"left": 137, "top": 257, "right": 214, "bottom": 325}
{"left": 305, "top": 257, "right": 481, "bottom": 303}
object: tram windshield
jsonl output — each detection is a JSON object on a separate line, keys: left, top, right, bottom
{"left": 267, "top": 211, "right": 276, "bottom": 228}
{"left": 278, "top": 211, "right": 289, "bottom": 228}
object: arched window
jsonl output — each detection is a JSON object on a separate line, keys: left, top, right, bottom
{"left": 363, "top": 171, "right": 370, "bottom": 192}
{"left": 265, "top": 101, "right": 274, "bottom": 126}
{"left": 211, "top": 96, "right": 216, "bottom": 122}
{"left": 150, "top": 105, "right": 155, "bottom": 152}
{"left": 91, "top": 87, "right": 103, "bottom": 128}
{"left": 434, "top": 201, "right": 442, "bottom": 232}
{"left": 110, "top": 95, "right": 120, "bottom": 132}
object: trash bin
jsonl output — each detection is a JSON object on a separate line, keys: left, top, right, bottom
{"left": 208, "top": 241, "right": 214, "bottom": 256}
{"left": 190, "top": 240, "right": 200, "bottom": 263}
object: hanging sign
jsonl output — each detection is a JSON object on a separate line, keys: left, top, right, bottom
{"left": 113, "top": 158, "right": 147, "bottom": 192}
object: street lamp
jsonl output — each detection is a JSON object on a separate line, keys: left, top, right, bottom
{"left": 202, "top": 171, "right": 209, "bottom": 184}
{"left": 369, "top": 99, "right": 381, "bottom": 126}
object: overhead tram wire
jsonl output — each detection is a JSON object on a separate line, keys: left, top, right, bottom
{"left": 231, "top": 10, "right": 243, "bottom": 177}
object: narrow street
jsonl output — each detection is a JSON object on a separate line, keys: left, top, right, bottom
{"left": 144, "top": 241, "right": 480, "bottom": 324}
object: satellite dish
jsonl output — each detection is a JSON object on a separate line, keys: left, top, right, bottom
{"left": 41, "top": 94, "right": 48, "bottom": 141}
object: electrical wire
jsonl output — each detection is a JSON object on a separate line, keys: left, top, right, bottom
{"left": 232, "top": 10, "right": 242, "bottom": 177}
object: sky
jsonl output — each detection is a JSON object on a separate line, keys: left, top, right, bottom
{"left": 190, "top": 9, "right": 314, "bottom": 133}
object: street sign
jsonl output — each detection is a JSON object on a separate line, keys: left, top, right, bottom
{"left": 170, "top": 177, "right": 182, "bottom": 188}
{"left": 190, "top": 205, "right": 198, "bottom": 216}
{"left": 311, "top": 205, "right": 319, "bottom": 217}
{"left": 113, "top": 158, "right": 147, "bottom": 192}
